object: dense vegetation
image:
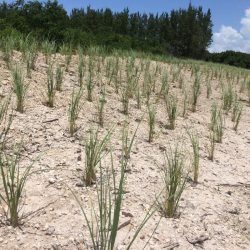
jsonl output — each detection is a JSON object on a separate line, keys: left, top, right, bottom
{"left": 1, "top": 0, "right": 250, "bottom": 69}
{"left": 206, "top": 51, "right": 250, "bottom": 69}
{"left": 0, "top": 0, "right": 213, "bottom": 59}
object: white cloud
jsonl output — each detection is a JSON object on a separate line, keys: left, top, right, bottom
{"left": 209, "top": 8, "right": 250, "bottom": 53}
{"left": 240, "top": 8, "right": 250, "bottom": 38}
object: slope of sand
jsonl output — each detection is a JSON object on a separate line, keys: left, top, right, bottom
{"left": 0, "top": 51, "right": 249, "bottom": 250}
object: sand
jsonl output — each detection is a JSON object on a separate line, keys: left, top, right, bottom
{"left": 0, "top": 51, "right": 249, "bottom": 250}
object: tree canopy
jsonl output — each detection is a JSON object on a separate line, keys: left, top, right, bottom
{"left": 0, "top": 0, "right": 214, "bottom": 59}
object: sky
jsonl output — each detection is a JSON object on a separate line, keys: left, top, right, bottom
{"left": 6, "top": 0, "right": 250, "bottom": 53}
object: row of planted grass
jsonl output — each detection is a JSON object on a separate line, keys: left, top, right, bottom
{"left": 4, "top": 36, "right": 249, "bottom": 173}
{"left": 0, "top": 34, "right": 249, "bottom": 248}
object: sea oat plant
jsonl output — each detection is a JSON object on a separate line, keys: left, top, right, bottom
{"left": 159, "top": 145, "right": 187, "bottom": 218}
{"left": 11, "top": 65, "right": 28, "bottom": 113}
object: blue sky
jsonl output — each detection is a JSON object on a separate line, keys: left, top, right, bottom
{"left": 5, "top": 0, "right": 250, "bottom": 53}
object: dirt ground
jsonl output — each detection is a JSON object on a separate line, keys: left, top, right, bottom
{"left": 0, "top": 51, "right": 249, "bottom": 250}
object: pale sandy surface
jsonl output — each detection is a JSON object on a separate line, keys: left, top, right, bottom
{"left": 0, "top": 51, "right": 249, "bottom": 250}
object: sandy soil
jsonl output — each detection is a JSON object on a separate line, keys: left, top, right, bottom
{"left": 0, "top": 51, "right": 249, "bottom": 250}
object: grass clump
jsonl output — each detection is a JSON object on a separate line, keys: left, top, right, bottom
{"left": 222, "top": 83, "right": 234, "bottom": 113}
{"left": 0, "top": 96, "right": 12, "bottom": 148}
{"left": 187, "top": 130, "right": 200, "bottom": 184}
{"left": 42, "top": 40, "right": 55, "bottom": 64}
{"left": 11, "top": 65, "right": 28, "bottom": 113}
{"left": 232, "top": 101, "right": 243, "bottom": 131}
{"left": 247, "top": 80, "right": 250, "bottom": 105}
{"left": 68, "top": 87, "right": 83, "bottom": 136}
{"left": 65, "top": 48, "right": 72, "bottom": 72}
{"left": 159, "top": 145, "right": 187, "bottom": 218}
{"left": 147, "top": 103, "right": 156, "bottom": 143}
{"left": 78, "top": 55, "right": 84, "bottom": 87}
{"left": 3, "top": 37, "right": 14, "bottom": 68}
{"left": 55, "top": 64, "right": 64, "bottom": 91}
{"left": 166, "top": 95, "right": 178, "bottom": 129}
{"left": 207, "top": 131, "right": 216, "bottom": 161}
{"left": 121, "top": 85, "right": 130, "bottom": 115}
{"left": 84, "top": 129, "right": 111, "bottom": 186}
{"left": 0, "top": 146, "right": 32, "bottom": 227}
{"left": 72, "top": 124, "right": 155, "bottom": 249}
{"left": 97, "top": 88, "right": 106, "bottom": 127}
{"left": 136, "top": 84, "right": 141, "bottom": 109}
{"left": 191, "top": 74, "right": 201, "bottom": 112}
{"left": 159, "top": 72, "right": 169, "bottom": 98}
{"left": 25, "top": 47, "right": 37, "bottom": 78}
{"left": 210, "top": 103, "right": 224, "bottom": 143}
{"left": 86, "top": 73, "right": 94, "bottom": 102}
{"left": 46, "top": 64, "right": 56, "bottom": 107}
{"left": 182, "top": 88, "right": 188, "bottom": 118}
{"left": 206, "top": 79, "right": 212, "bottom": 98}
{"left": 121, "top": 121, "right": 135, "bottom": 160}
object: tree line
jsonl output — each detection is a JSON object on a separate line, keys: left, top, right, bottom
{"left": 1, "top": 0, "right": 250, "bottom": 69}
{"left": 0, "top": 1, "right": 213, "bottom": 58}
{"left": 205, "top": 51, "right": 250, "bottom": 69}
